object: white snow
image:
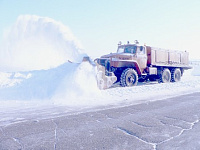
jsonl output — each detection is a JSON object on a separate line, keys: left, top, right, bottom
{"left": 0, "top": 15, "right": 85, "bottom": 72}
{"left": 0, "top": 15, "right": 200, "bottom": 126}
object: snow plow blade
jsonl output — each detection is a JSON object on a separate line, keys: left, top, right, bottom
{"left": 95, "top": 61, "right": 117, "bottom": 90}
{"left": 81, "top": 56, "right": 117, "bottom": 90}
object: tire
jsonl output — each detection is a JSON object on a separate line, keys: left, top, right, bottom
{"left": 120, "top": 68, "right": 138, "bottom": 87}
{"left": 158, "top": 68, "right": 171, "bottom": 83}
{"left": 171, "top": 68, "right": 181, "bottom": 82}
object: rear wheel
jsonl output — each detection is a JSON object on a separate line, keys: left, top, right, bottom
{"left": 171, "top": 68, "right": 181, "bottom": 82}
{"left": 120, "top": 68, "right": 138, "bottom": 87}
{"left": 159, "top": 68, "right": 171, "bottom": 83}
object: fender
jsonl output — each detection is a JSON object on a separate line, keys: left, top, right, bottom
{"left": 110, "top": 60, "right": 142, "bottom": 75}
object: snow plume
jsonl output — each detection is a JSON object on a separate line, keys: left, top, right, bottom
{"left": 0, "top": 15, "right": 85, "bottom": 71}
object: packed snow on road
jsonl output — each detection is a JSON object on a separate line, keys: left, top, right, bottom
{"left": 0, "top": 15, "right": 200, "bottom": 126}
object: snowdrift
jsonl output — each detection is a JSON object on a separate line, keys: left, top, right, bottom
{"left": 0, "top": 15, "right": 85, "bottom": 71}
{"left": 0, "top": 62, "right": 100, "bottom": 102}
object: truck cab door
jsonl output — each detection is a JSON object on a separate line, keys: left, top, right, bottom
{"left": 136, "top": 46, "right": 147, "bottom": 71}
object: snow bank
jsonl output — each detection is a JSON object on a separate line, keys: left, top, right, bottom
{"left": 0, "top": 15, "right": 85, "bottom": 71}
{"left": 0, "top": 62, "right": 100, "bottom": 103}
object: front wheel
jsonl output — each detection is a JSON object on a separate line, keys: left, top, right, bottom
{"left": 120, "top": 68, "right": 138, "bottom": 87}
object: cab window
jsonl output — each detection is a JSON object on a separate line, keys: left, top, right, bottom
{"left": 124, "top": 46, "right": 137, "bottom": 54}
{"left": 137, "top": 46, "right": 145, "bottom": 54}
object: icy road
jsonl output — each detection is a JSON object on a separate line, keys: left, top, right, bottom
{"left": 0, "top": 92, "right": 200, "bottom": 150}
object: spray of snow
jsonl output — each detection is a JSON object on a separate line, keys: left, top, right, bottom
{"left": 0, "top": 15, "right": 85, "bottom": 71}
{"left": 53, "top": 62, "right": 101, "bottom": 106}
{"left": 0, "top": 15, "right": 102, "bottom": 107}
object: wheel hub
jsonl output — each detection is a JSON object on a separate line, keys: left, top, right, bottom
{"left": 128, "top": 75, "right": 135, "bottom": 84}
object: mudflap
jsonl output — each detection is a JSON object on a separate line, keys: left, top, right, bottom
{"left": 95, "top": 63, "right": 117, "bottom": 90}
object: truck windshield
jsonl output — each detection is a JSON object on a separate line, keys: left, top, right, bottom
{"left": 117, "top": 46, "right": 137, "bottom": 54}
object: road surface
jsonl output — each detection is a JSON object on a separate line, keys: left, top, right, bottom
{"left": 0, "top": 92, "right": 200, "bottom": 150}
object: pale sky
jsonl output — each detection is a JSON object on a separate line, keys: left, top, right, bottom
{"left": 0, "top": 0, "right": 200, "bottom": 59}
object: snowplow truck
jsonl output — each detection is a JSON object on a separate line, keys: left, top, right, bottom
{"left": 95, "top": 41, "right": 192, "bottom": 89}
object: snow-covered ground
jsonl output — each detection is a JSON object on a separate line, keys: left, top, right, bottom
{"left": 0, "top": 15, "right": 200, "bottom": 126}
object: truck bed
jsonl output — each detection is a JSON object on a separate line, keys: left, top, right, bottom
{"left": 146, "top": 46, "right": 191, "bottom": 69}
